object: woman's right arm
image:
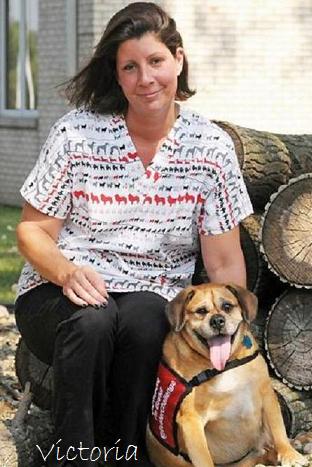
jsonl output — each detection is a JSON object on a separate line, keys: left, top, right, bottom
{"left": 16, "top": 202, "right": 108, "bottom": 307}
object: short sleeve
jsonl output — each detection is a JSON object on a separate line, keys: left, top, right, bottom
{"left": 198, "top": 127, "right": 253, "bottom": 235}
{"left": 20, "top": 118, "right": 72, "bottom": 219}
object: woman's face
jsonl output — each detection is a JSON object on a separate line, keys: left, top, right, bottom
{"left": 116, "top": 32, "right": 184, "bottom": 117}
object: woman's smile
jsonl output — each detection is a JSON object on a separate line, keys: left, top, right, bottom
{"left": 137, "top": 89, "right": 163, "bottom": 98}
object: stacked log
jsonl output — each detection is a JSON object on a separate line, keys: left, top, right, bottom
{"left": 261, "top": 173, "right": 312, "bottom": 288}
{"left": 277, "top": 134, "right": 312, "bottom": 178}
{"left": 265, "top": 289, "right": 312, "bottom": 391}
{"left": 213, "top": 122, "right": 312, "bottom": 435}
{"left": 260, "top": 173, "right": 312, "bottom": 393}
{"left": 214, "top": 121, "right": 312, "bottom": 204}
{"left": 14, "top": 121, "right": 312, "bottom": 439}
{"left": 213, "top": 120, "right": 292, "bottom": 209}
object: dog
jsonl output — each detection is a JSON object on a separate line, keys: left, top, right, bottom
{"left": 146, "top": 283, "right": 306, "bottom": 467}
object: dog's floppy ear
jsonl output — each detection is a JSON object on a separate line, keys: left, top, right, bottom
{"left": 226, "top": 284, "right": 258, "bottom": 322}
{"left": 166, "top": 286, "right": 195, "bottom": 332}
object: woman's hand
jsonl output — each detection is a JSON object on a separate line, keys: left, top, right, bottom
{"left": 62, "top": 265, "right": 109, "bottom": 307}
{"left": 17, "top": 204, "right": 109, "bottom": 308}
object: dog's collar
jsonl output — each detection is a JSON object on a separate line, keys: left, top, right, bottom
{"left": 188, "top": 349, "right": 260, "bottom": 387}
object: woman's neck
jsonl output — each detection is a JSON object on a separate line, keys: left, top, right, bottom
{"left": 125, "top": 103, "right": 179, "bottom": 142}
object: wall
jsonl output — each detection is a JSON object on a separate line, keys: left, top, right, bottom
{"left": 0, "top": 0, "right": 69, "bottom": 205}
{"left": 167, "top": 0, "right": 312, "bottom": 133}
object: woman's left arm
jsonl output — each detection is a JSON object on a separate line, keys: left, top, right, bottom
{"left": 200, "top": 225, "right": 246, "bottom": 288}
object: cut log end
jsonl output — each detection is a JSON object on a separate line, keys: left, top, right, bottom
{"left": 265, "top": 289, "right": 312, "bottom": 390}
{"left": 262, "top": 174, "right": 312, "bottom": 288}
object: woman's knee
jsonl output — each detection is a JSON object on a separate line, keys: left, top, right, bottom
{"left": 116, "top": 292, "right": 170, "bottom": 350}
{"left": 57, "top": 296, "right": 118, "bottom": 342}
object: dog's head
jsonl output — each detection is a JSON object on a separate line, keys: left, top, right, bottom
{"left": 166, "top": 283, "right": 258, "bottom": 370}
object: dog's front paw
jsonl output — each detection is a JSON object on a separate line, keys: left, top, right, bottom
{"left": 278, "top": 447, "right": 309, "bottom": 466}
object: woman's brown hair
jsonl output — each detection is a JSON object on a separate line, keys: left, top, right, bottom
{"left": 64, "top": 2, "right": 196, "bottom": 114}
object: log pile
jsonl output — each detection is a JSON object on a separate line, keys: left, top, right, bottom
{"left": 14, "top": 121, "right": 312, "bottom": 454}
{"left": 214, "top": 121, "right": 312, "bottom": 436}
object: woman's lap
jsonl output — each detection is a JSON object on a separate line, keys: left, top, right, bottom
{"left": 15, "top": 283, "right": 169, "bottom": 365}
{"left": 14, "top": 283, "right": 169, "bottom": 465}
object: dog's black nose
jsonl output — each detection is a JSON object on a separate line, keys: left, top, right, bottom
{"left": 210, "top": 314, "right": 225, "bottom": 330}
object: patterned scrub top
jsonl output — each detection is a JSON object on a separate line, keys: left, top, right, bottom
{"left": 17, "top": 107, "right": 253, "bottom": 301}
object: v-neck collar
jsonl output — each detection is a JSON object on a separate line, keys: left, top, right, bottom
{"left": 120, "top": 107, "right": 183, "bottom": 172}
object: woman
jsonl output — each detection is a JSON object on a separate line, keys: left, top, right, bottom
{"left": 15, "top": 2, "right": 253, "bottom": 466}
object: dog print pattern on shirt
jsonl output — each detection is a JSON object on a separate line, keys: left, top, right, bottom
{"left": 17, "top": 107, "right": 253, "bottom": 300}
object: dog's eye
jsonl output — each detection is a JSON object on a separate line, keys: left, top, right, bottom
{"left": 195, "top": 307, "right": 208, "bottom": 315}
{"left": 222, "top": 302, "right": 234, "bottom": 313}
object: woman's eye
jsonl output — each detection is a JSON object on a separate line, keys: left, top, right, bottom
{"left": 151, "top": 57, "right": 163, "bottom": 65}
{"left": 222, "top": 302, "right": 234, "bottom": 313}
{"left": 123, "top": 63, "right": 135, "bottom": 71}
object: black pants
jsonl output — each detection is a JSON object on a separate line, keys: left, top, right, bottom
{"left": 15, "top": 283, "right": 169, "bottom": 466}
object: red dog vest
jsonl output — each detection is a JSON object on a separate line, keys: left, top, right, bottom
{"left": 149, "top": 350, "right": 259, "bottom": 461}
{"left": 149, "top": 360, "right": 191, "bottom": 456}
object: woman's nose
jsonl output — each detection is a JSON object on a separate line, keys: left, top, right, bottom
{"left": 138, "top": 65, "right": 154, "bottom": 85}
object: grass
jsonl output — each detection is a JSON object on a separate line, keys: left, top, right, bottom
{"left": 0, "top": 205, "right": 24, "bottom": 304}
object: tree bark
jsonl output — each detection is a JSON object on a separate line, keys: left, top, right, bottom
{"left": 213, "top": 120, "right": 292, "bottom": 209}
{"left": 214, "top": 121, "right": 312, "bottom": 210}
{"left": 275, "top": 133, "right": 312, "bottom": 178}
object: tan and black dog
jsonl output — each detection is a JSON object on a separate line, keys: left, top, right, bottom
{"left": 146, "top": 283, "right": 306, "bottom": 467}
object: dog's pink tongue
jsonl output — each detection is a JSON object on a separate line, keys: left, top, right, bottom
{"left": 209, "top": 335, "right": 231, "bottom": 371}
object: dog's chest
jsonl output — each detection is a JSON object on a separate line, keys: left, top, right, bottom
{"left": 207, "top": 370, "right": 258, "bottom": 420}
